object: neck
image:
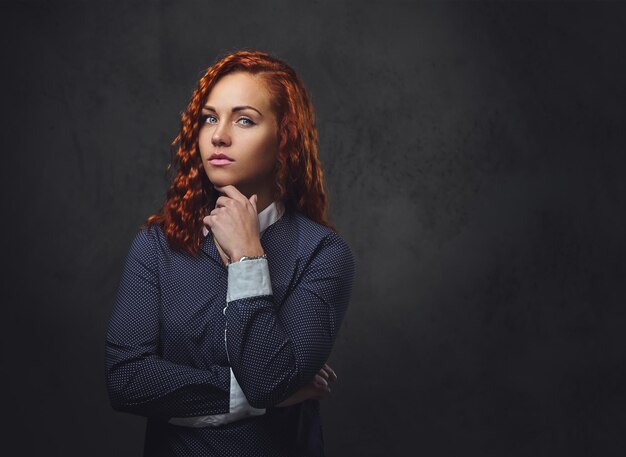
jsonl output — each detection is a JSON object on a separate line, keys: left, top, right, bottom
{"left": 253, "top": 190, "right": 274, "bottom": 214}
{"left": 217, "top": 184, "right": 274, "bottom": 214}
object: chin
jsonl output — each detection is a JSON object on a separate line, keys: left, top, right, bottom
{"left": 205, "top": 171, "right": 236, "bottom": 188}
{"left": 208, "top": 177, "right": 229, "bottom": 187}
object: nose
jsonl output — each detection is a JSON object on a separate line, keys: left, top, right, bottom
{"left": 211, "top": 122, "right": 231, "bottom": 147}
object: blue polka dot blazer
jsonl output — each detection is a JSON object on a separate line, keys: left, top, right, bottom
{"left": 105, "top": 207, "right": 355, "bottom": 456}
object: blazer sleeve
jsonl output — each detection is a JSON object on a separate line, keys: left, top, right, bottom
{"left": 224, "top": 231, "right": 355, "bottom": 409}
{"left": 104, "top": 227, "right": 232, "bottom": 420}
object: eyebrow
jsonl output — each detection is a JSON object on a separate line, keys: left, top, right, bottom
{"left": 202, "top": 105, "right": 263, "bottom": 117}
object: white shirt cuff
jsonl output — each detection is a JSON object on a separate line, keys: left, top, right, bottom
{"left": 226, "top": 258, "right": 272, "bottom": 302}
{"left": 168, "top": 368, "right": 265, "bottom": 428}
{"left": 169, "top": 259, "right": 272, "bottom": 428}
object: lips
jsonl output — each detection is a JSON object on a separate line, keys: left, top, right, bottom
{"left": 208, "top": 153, "right": 234, "bottom": 166}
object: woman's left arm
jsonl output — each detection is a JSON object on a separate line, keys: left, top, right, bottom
{"left": 205, "top": 185, "right": 355, "bottom": 409}
{"left": 224, "top": 232, "right": 355, "bottom": 409}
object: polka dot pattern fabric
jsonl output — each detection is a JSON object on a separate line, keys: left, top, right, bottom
{"left": 105, "top": 209, "right": 355, "bottom": 456}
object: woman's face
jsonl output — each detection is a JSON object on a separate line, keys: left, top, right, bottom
{"left": 198, "top": 71, "right": 279, "bottom": 199}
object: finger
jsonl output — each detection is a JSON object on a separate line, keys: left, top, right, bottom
{"left": 210, "top": 207, "right": 227, "bottom": 216}
{"left": 249, "top": 194, "right": 257, "bottom": 213}
{"left": 205, "top": 210, "right": 226, "bottom": 225}
{"left": 323, "top": 363, "right": 337, "bottom": 382}
{"left": 203, "top": 215, "right": 214, "bottom": 227}
{"left": 318, "top": 364, "right": 336, "bottom": 382}
{"left": 215, "top": 196, "right": 235, "bottom": 208}
{"left": 313, "top": 374, "right": 328, "bottom": 388}
{"left": 320, "top": 368, "right": 336, "bottom": 384}
{"left": 317, "top": 367, "right": 330, "bottom": 381}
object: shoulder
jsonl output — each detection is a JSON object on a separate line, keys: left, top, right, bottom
{"left": 289, "top": 211, "right": 344, "bottom": 243}
{"left": 126, "top": 223, "right": 172, "bottom": 262}
{"left": 130, "top": 223, "right": 162, "bottom": 249}
{"left": 290, "top": 211, "right": 334, "bottom": 239}
{"left": 289, "top": 211, "right": 355, "bottom": 268}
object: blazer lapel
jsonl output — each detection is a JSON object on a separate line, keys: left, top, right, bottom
{"left": 200, "top": 231, "right": 226, "bottom": 268}
{"left": 261, "top": 208, "right": 300, "bottom": 306}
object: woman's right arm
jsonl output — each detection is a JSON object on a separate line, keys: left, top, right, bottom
{"left": 105, "top": 228, "right": 238, "bottom": 420}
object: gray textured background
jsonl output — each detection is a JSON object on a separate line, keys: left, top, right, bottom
{"left": 3, "top": 1, "right": 626, "bottom": 456}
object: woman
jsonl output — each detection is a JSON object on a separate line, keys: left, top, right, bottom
{"left": 105, "top": 50, "right": 355, "bottom": 456}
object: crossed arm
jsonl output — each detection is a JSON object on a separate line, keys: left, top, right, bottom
{"left": 105, "top": 189, "right": 354, "bottom": 423}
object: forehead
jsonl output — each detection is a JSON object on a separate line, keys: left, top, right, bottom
{"left": 205, "top": 72, "right": 272, "bottom": 110}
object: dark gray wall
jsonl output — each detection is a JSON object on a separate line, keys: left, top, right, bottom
{"left": 3, "top": 1, "right": 625, "bottom": 456}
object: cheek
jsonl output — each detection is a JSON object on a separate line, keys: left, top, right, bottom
{"left": 240, "top": 132, "right": 277, "bottom": 167}
{"left": 257, "top": 142, "right": 278, "bottom": 172}
{"left": 259, "top": 129, "right": 279, "bottom": 161}
{"left": 198, "top": 129, "right": 211, "bottom": 158}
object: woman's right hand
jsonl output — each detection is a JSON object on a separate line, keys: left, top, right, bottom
{"left": 276, "top": 363, "right": 337, "bottom": 407}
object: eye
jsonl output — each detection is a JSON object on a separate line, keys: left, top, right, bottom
{"left": 237, "top": 117, "right": 255, "bottom": 127}
{"left": 201, "top": 114, "right": 218, "bottom": 124}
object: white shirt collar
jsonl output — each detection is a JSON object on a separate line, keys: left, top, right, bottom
{"left": 202, "top": 200, "right": 285, "bottom": 237}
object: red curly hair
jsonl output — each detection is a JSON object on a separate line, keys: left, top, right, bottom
{"left": 145, "top": 49, "right": 332, "bottom": 255}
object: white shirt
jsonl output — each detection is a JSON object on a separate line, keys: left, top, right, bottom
{"left": 169, "top": 201, "right": 284, "bottom": 428}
